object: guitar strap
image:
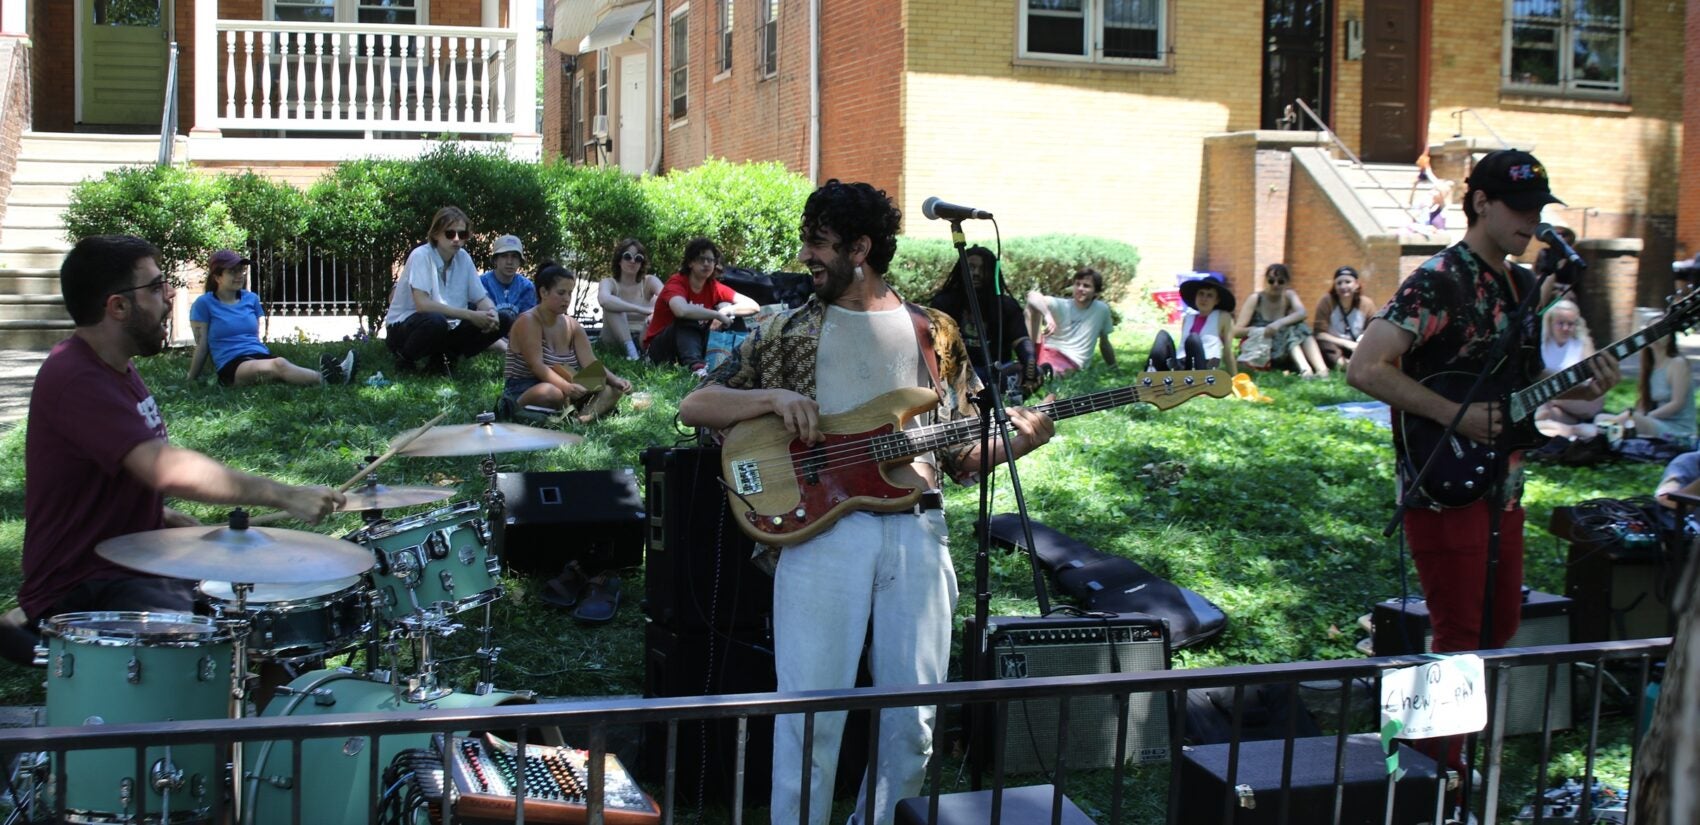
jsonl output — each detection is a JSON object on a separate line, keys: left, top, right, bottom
{"left": 903, "top": 302, "right": 945, "bottom": 395}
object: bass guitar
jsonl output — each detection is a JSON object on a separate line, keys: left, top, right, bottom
{"left": 1405, "top": 289, "right": 1700, "bottom": 507}
{"left": 719, "top": 370, "right": 1232, "bottom": 545}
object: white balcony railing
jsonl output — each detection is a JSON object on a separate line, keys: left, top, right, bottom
{"left": 212, "top": 20, "right": 522, "bottom": 135}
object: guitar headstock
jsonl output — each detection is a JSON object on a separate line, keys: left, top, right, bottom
{"left": 1133, "top": 370, "right": 1234, "bottom": 409}
{"left": 1668, "top": 288, "right": 1700, "bottom": 333}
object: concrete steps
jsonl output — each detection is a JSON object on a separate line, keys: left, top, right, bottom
{"left": 1332, "top": 158, "right": 1466, "bottom": 236}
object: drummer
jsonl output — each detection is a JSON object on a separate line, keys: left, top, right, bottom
{"left": 20, "top": 235, "right": 344, "bottom": 625}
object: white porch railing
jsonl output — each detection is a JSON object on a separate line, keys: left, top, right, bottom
{"left": 212, "top": 20, "right": 522, "bottom": 135}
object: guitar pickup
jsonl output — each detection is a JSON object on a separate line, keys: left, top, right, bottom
{"left": 731, "top": 459, "right": 764, "bottom": 495}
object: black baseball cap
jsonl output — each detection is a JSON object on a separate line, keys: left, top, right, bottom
{"left": 1466, "top": 149, "right": 1565, "bottom": 211}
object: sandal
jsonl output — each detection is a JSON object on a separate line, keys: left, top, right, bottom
{"left": 570, "top": 575, "right": 622, "bottom": 624}
{"left": 538, "top": 563, "right": 586, "bottom": 610}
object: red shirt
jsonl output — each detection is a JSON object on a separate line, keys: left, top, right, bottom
{"left": 21, "top": 336, "right": 168, "bottom": 619}
{"left": 642, "top": 273, "right": 738, "bottom": 347}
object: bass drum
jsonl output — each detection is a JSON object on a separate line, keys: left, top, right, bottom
{"left": 243, "top": 669, "right": 530, "bottom": 824}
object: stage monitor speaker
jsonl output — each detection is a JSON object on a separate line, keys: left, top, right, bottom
{"left": 895, "top": 784, "right": 1095, "bottom": 825}
{"left": 495, "top": 469, "right": 644, "bottom": 575}
{"left": 641, "top": 447, "right": 772, "bottom": 633}
{"left": 965, "top": 614, "right": 1171, "bottom": 775}
{"left": 1372, "top": 589, "right": 1572, "bottom": 736}
{"left": 641, "top": 622, "right": 776, "bottom": 806}
{"left": 1565, "top": 540, "right": 1679, "bottom": 643}
{"left": 1179, "top": 734, "right": 1442, "bottom": 825}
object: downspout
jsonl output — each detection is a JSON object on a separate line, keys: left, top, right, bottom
{"left": 649, "top": 0, "right": 663, "bottom": 175}
{"left": 808, "top": 0, "right": 819, "bottom": 183}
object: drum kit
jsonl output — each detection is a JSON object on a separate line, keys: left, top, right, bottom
{"left": 31, "top": 413, "right": 583, "bottom": 825}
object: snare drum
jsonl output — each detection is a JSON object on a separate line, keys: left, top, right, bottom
{"left": 42, "top": 612, "right": 233, "bottom": 824}
{"left": 347, "top": 500, "right": 502, "bottom": 622}
{"left": 198, "top": 577, "right": 371, "bottom": 661}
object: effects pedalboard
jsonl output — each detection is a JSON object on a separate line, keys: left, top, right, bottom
{"left": 447, "top": 733, "right": 661, "bottom": 825}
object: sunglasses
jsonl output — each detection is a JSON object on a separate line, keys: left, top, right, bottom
{"left": 621, "top": 252, "right": 646, "bottom": 264}
{"left": 441, "top": 229, "right": 471, "bottom": 241}
{"left": 111, "top": 277, "right": 168, "bottom": 296}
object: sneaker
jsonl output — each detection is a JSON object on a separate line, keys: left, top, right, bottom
{"left": 318, "top": 353, "right": 345, "bottom": 385}
{"left": 336, "top": 349, "right": 357, "bottom": 385}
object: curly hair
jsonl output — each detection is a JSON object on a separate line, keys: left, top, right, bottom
{"left": 676, "top": 238, "right": 722, "bottom": 278}
{"left": 799, "top": 180, "right": 902, "bottom": 273}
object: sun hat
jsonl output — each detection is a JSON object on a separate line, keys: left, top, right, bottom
{"left": 1179, "top": 272, "right": 1236, "bottom": 314}
{"left": 492, "top": 235, "right": 525, "bottom": 258}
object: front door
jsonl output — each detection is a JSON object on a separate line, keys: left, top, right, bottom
{"left": 1262, "top": 0, "right": 1331, "bottom": 130}
{"left": 79, "top": 0, "right": 168, "bottom": 125}
{"left": 1360, "top": 0, "right": 1422, "bottom": 163}
{"left": 618, "top": 53, "right": 648, "bottom": 175}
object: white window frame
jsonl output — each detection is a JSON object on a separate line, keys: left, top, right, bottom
{"left": 757, "top": 0, "right": 778, "bottom": 78}
{"left": 716, "top": 0, "right": 734, "bottom": 74}
{"left": 1501, "top": 0, "right": 1627, "bottom": 98}
{"left": 1017, "top": 0, "right": 1167, "bottom": 67}
{"left": 670, "top": 4, "right": 690, "bottom": 123}
{"left": 570, "top": 74, "right": 586, "bottom": 163}
{"left": 266, "top": 0, "right": 429, "bottom": 26}
{"left": 597, "top": 47, "right": 610, "bottom": 119}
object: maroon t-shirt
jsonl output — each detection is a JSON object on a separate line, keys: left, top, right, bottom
{"left": 21, "top": 336, "right": 168, "bottom": 619}
{"left": 642, "top": 273, "right": 738, "bottom": 347}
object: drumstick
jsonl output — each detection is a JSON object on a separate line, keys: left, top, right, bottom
{"left": 250, "top": 410, "right": 450, "bottom": 525}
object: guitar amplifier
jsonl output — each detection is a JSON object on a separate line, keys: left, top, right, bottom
{"left": 1565, "top": 539, "right": 1679, "bottom": 643}
{"left": 1372, "top": 590, "right": 1572, "bottom": 736}
{"left": 1178, "top": 734, "right": 1443, "bottom": 825}
{"left": 965, "top": 614, "right": 1172, "bottom": 775}
{"left": 496, "top": 470, "right": 645, "bottom": 575}
{"left": 640, "top": 447, "right": 771, "bottom": 633}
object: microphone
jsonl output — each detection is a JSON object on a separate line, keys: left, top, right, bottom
{"left": 1535, "top": 223, "right": 1587, "bottom": 270}
{"left": 922, "top": 197, "right": 993, "bottom": 222}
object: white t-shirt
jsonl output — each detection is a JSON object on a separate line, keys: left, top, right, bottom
{"left": 816, "top": 304, "right": 936, "bottom": 471}
{"left": 1180, "top": 308, "right": 1227, "bottom": 361}
{"left": 1541, "top": 336, "right": 1586, "bottom": 371}
{"left": 1044, "top": 296, "right": 1116, "bottom": 367}
{"left": 384, "top": 243, "right": 487, "bottom": 327}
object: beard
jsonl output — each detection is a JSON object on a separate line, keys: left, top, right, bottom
{"left": 124, "top": 303, "right": 169, "bottom": 357}
{"left": 812, "top": 258, "right": 857, "bottom": 304}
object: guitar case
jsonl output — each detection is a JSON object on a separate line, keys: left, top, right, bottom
{"left": 986, "top": 513, "right": 1228, "bottom": 648}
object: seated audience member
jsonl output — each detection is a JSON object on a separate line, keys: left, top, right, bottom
{"left": 1147, "top": 272, "right": 1236, "bottom": 373}
{"left": 1025, "top": 267, "right": 1118, "bottom": 375}
{"left": 1657, "top": 450, "right": 1700, "bottom": 511}
{"left": 641, "top": 238, "right": 759, "bottom": 372}
{"left": 479, "top": 234, "right": 537, "bottom": 353}
{"left": 504, "top": 263, "right": 630, "bottom": 425}
{"left": 597, "top": 238, "right": 664, "bottom": 361}
{"left": 1311, "top": 265, "right": 1374, "bottom": 369}
{"left": 930, "top": 245, "right": 1040, "bottom": 395}
{"left": 1604, "top": 333, "right": 1696, "bottom": 446}
{"left": 189, "top": 249, "right": 354, "bottom": 386}
{"left": 1236, "top": 263, "right": 1329, "bottom": 377}
{"left": 1533, "top": 299, "right": 1603, "bottom": 439}
{"left": 384, "top": 206, "right": 515, "bottom": 374}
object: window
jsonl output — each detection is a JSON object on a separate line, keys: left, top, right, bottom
{"left": 757, "top": 0, "right": 778, "bottom": 78}
{"left": 670, "top": 7, "right": 689, "bottom": 120}
{"left": 597, "top": 48, "right": 610, "bottom": 120}
{"left": 716, "top": 0, "right": 734, "bottom": 73}
{"left": 570, "top": 75, "right": 585, "bottom": 163}
{"left": 1504, "top": 0, "right": 1624, "bottom": 96}
{"left": 1019, "top": 0, "right": 1165, "bottom": 65}
{"left": 269, "top": 0, "right": 423, "bottom": 26}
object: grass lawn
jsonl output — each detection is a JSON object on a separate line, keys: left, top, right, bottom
{"left": 0, "top": 323, "right": 1660, "bottom": 822}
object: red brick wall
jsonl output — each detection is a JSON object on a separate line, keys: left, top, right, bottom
{"left": 1681, "top": 0, "right": 1700, "bottom": 259}
{"left": 0, "top": 38, "right": 30, "bottom": 233}
{"left": 818, "top": 0, "right": 902, "bottom": 198}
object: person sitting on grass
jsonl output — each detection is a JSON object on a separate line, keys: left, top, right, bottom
{"left": 1147, "top": 272, "right": 1236, "bottom": 373}
{"left": 383, "top": 206, "right": 513, "bottom": 375}
{"left": 1025, "top": 267, "right": 1118, "bottom": 375}
{"left": 478, "top": 234, "right": 537, "bottom": 353}
{"left": 1603, "top": 333, "right": 1696, "bottom": 447}
{"left": 597, "top": 238, "right": 664, "bottom": 361}
{"left": 1311, "top": 265, "right": 1374, "bottom": 370}
{"left": 188, "top": 249, "right": 353, "bottom": 386}
{"left": 1533, "top": 299, "right": 1603, "bottom": 440}
{"left": 502, "top": 262, "right": 630, "bottom": 425}
{"left": 929, "top": 245, "right": 1041, "bottom": 395}
{"left": 640, "top": 237, "right": 759, "bottom": 374}
{"left": 1236, "top": 262, "right": 1329, "bottom": 377}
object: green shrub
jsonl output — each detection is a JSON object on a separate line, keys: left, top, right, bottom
{"left": 219, "top": 171, "right": 308, "bottom": 258}
{"left": 540, "top": 162, "right": 652, "bottom": 279}
{"left": 61, "top": 165, "right": 244, "bottom": 282}
{"left": 889, "top": 234, "right": 1144, "bottom": 309}
{"left": 639, "top": 159, "right": 811, "bottom": 274}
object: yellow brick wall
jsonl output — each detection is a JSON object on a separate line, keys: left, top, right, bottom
{"left": 903, "top": 0, "right": 1263, "bottom": 284}
{"left": 1332, "top": 0, "right": 1363, "bottom": 152}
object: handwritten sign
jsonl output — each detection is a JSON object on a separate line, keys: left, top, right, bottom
{"left": 1379, "top": 654, "right": 1486, "bottom": 740}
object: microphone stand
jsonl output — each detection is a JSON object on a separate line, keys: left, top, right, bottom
{"left": 946, "top": 219, "right": 1050, "bottom": 791}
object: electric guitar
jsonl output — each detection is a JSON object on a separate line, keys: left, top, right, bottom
{"left": 719, "top": 370, "right": 1232, "bottom": 545}
{"left": 1405, "top": 289, "right": 1700, "bottom": 507}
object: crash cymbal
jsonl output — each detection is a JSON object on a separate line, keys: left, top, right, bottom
{"left": 339, "top": 483, "right": 457, "bottom": 511}
{"left": 391, "top": 420, "right": 582, "bottom": 457}
{"left": 97, "top": 521, "right": 374, "bottom": 583}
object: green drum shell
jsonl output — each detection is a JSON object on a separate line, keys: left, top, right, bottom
{"left": 244, "top": 669, "right": 528, "bottom": 825}
{"left": 348, "top": 500, "right": 501, "bottom": 622}
{"left": 42, "top": 612, "right": 233, "bottom": 824}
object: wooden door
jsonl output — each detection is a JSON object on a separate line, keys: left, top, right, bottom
{"left": 79, "top": 0, "right": 167, "bottom": 125}
{"left": 1359, "top": 0, "right": 1422, "bottom": 163}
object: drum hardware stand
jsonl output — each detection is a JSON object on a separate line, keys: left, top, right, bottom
{"left": 474, "top": 447, "right": 506, "bottom": 696}
{"left": 401, "top": 610, "right": 461, "bottom": 702}
{"left": 473, "top": 602, "right": 501, "bottom": 695}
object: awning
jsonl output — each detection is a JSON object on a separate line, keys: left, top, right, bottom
{"left": 579, "top": 1, "right": 651, "bottom": 53}
{"left": 552, "top": 0, "right": 601, "bottom": 54}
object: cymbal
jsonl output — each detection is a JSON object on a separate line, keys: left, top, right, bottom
{"left": 97, "top": 524, "right": 375, "bottom": 583}
{"left": 391, "top": 421, "right": 583, "bottom": 457}
{"left": 339, "top": 483, "right": 457, "bottom": 511}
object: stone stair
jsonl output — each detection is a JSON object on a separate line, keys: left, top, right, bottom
{"left": 1332, "top": 159, "right": 1466, "bottom": 237}
{"left": 0, "top": 132, "right": 163, "bottom": 348}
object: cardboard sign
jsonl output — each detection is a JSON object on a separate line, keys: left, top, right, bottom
{"left": 1379, "top": 654, "right": 1487, "bottom": 740}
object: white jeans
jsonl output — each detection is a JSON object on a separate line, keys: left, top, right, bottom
{"left": 769, "top": 509, "right": 958, "bottom": 825}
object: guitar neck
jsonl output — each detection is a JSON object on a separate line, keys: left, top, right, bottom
{"left": 1512, "top": 316, "right": 1679, "bottom": 414}
{"left": 872, "top": 384, "right": 1176, "bottom": 462}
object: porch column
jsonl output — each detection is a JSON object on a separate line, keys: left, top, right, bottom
{"left": 1, "top": 1, "right": 25, "bottom": 37}
{"left": 191, "top": 0, "right": 219, "bottom": 135}
{"left": 511, "top": 0, "right": 537, "bottom": 138}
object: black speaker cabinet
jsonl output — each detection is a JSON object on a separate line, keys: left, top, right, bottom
{"left": 641, "top": 447, "right": 772, "bottom": 633}
{"left": 495, "top": 469, "right": 644, "bottom": 575}
{"left": 964, "top": 614, "right": 1172, "bottom": 775}
{"left": 896, "top": 784, "right": 1096, "bottom": 825}
{"left": 1566, "top": 540, "right": 1679, "bottom": 643}
{"left": 641, "top": 622, "right": 776, "bottom": 806}
{"left": 1179, "top": 734, "right": 1443, "bottom": 825}
{"left": 1372, "top": 590, "right": 1572, "bottom": 736}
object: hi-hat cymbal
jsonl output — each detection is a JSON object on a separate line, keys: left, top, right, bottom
{"left": 339, "top": 484, "right": 456, "bottom": 511}
{"left": 391, "top": 421, "right": 583, "bottom": 457}
{"left": 97, "top": 524, "right": 374, "bottom": 583}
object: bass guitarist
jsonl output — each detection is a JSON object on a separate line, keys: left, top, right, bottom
{"left": 679, "top": 180, "right": 1054, "bottom": 825}
{"left": 1346, "top": 149, "right": 1619, "bottom": 780}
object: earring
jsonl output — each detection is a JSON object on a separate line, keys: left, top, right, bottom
{"left": 853, "top": 265, "right": 864, "bottom": 281}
